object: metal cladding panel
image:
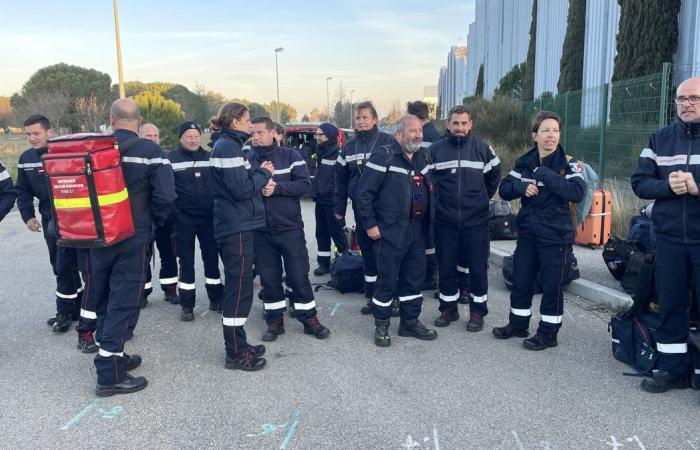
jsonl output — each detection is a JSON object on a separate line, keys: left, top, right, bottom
{"left": 465, "top": 22, "right": 478, "bottom": 96}
{"left": 676, "top": 0, "right": 700, "bottom": 84}
{"left": 534, "top": 0, "right": 569, "bottom": 97}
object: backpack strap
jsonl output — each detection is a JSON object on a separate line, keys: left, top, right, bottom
{"left": 118, "top": 136, "right": 145, "bottom": 153}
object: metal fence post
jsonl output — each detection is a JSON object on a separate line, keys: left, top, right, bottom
{"left": 598, "top": 83, "right": 609, "bottom": 183}
{"left": 563, "top": 91, "right": 569, "bottom": 151}
{"left": 659, "top": 62, "right": 671, "bottom": 128}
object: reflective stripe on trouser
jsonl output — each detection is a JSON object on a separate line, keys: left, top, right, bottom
{"left": 174, "top": 213, "right": 224, "bottom": 308}
{"left": 76, "top": 249, "right": 97, "bottom": 333}
{"left": 154, "top": 220, "right": 178, "bottom": 289}
{"left": 508, "top": 237, "right": 568, "bottom": 335}
{"left": 55, "top": 246, "right": 81, "bottom": 315}
{"left": 220, "top": 231, "right": 255, "bottom": 357}
{"left": 653, "top": 239, "right": 700, "bottom": 375}
{"left": 92, "top": 238, "right": 149, "bottom": 386}
{"left": 435, "top": 223, "right": 489, "bottom": 315}
{"left": 353, "top": 207, "right": 378, "bottom": 297}
{"left": 255, "top": 228, "right": 316, "bottom": 323}
{"left": 314, "top": 203, "right": 348, "bottom": 267}
{"left": 372, "top": 220, "right": 426, "bottom": 321}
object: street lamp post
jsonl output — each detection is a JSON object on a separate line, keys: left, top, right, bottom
{"left": 112, "top": 0, "right": 125, "bottom": 98}
{"left": 326, "top": 76, "right": 332, "bottom": 122}
{"left": 274, "top": 47, "right": 284, "bottom": 123}
{"left": 349, "top": 89, "right": 355, "bottom": 129}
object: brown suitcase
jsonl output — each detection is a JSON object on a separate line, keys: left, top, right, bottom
{"left": 575, "top": 189, "right": 612, "bottom": 248}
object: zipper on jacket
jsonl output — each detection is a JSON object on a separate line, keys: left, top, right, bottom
{"left": 683, "top": 138, "right": 692, "bottom": 243}
{"left": 457, "top": 140, "right": 462, "bottom": 226}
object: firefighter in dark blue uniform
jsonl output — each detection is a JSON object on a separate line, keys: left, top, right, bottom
{"left": 248, "top": 116, "right": 331, "bottom": 342}
{"left": 312, "top": 123, "right": 348, "bottom": 276}
{"left": 92, "top": 99, "right": 175, "bottom": 396}
{"left": 357, "top": 115, "right": 438, "bottom": 346}
{"left": 0, "top": 160, "right": 16, "bottom": 222}
{"left": 631, "top": 77, "right": 700, "bottom": 394}
{"left": 335, "top": 101, "right": 396, "bottom": 314}
{"left": 15, "top": 114, "right": 82, "bottom": 333}
{"left": 169, "top": 121, "right": 224, "bottom": 321}
{"left": 430, "top": 105, "right": 501, "bottom": 332}
{"left": 495, "top": 111, "right": 585, "bottom": 350}
{"left": 210, "top": 103, "right": 270, "bottom": 371}
{"left": 140, "top": 123, "right": 179, "bottom": 305}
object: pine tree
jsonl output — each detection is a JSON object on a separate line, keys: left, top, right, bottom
{"left": 475, "top": 64, "right": 485, "bottom": 97}
{"left": 523, "top": 0, "right": 537, "bottom": 101}
{"left": 558, "top": 0, "right": 586, "bottom": 93}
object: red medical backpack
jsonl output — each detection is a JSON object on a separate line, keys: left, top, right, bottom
{"left": 42, "top": 133, "right": 135, "bottom": 247}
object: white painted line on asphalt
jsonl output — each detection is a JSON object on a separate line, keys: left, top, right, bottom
{"left": 330, "top": 303, "right": 341, "bottom": 316}
{"left": 201, "top": 310, "right": 209, "bottom": 317}
{"left": 433, "top": 427, "right": 441, "bottom": 450}
{"left": 512, "top": 431, "right": 526, "bottom": 450}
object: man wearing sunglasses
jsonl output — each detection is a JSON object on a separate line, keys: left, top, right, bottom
{"left": 631, "top": 76, "right": 700, "bottom": 396}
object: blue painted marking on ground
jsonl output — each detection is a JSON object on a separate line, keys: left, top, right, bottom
{"left": 330, "top": 303, "right": 341, "bottom": 316}
{"left": 280, "top": 407, "right": 301, "bottom": 449}
{"left": 62, "top": 398, "right": 99, "bottom": 430}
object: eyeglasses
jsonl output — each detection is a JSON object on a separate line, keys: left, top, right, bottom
{"left": 314, "top": 132, "right": 324, "bottom": 137}
{"left": 675, "top": 96, "right": 700, "bottom": 105}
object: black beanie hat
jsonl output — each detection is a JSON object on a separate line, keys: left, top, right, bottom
{"left": 178, "top": 121, "right": 202, "bottom": 138}
{"left": 318, "top": 123, "right": 339, "bottom": 139}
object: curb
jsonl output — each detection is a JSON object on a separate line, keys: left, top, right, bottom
{"left": 489, "top": 248, "right": 633, "bottom": 310}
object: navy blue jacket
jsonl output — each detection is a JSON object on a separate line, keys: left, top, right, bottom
{"left": 15, "top": 146, "right": 52, "bottom": 223}
{"left": 334, "top": 126, "right": 396, "bottom": 217}
{"left": 168, "top": 145, "right": 214, "bottom": 220}
{"left": 356, "top": 142, "right": 435, "bottom": 244}
{"left": 210, "top": 129, "right": 271, "bottom": 239}
{"left": 631, "top": 119, "right": 700, "bottom": 244}
{"left": 313, "top": 139, "right": 339, "bottom": 205}
{"left": 500, "top": 146, "right": 586, "bottom": 245}
{"left": 0, "top": 161, "right": 16, "bottom": 222}
{"left": 248, "top": 142, "right": 310, "bottom": 231}
{"left": 114, "top": 129, "right": 176, "bottom": 244}
{"left": 429, "top": 132, "right": 501, "bottom": 228}
{"left": 422, "top": 122, "right": 441, "bottom": 143}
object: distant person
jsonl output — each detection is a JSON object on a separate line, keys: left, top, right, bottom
{"left": 15, "top": 114, "right": 82, "bottom": 333}
{"left": 272, "top": 122, "right": 286, "bottom": 146}
{"left": 495, "top": 111, "right": 585, "bottom": 350}
{"left": 407, "top": 100, "right": 440, "bottom": 143}
{"left": 631, "top": 76, "right": 700, "bottom": 394}
{"left": 169, "top": 121, "right": 224, "bottom": 321}
{"left": 139, "top": 123, "right": 178, "bottom": 305}
{"left": 311, "top": 123, "right": 348, "bottom": 275}
{"left": 0, "top": 160, "right": 16, "bottom": 222}
{"left": 335, "top": 101, "right": 396, "bottom": 314}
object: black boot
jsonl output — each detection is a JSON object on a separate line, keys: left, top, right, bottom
{"left": 434, "top": 308, "right": 459, "bottom": 327}
{"left": 124, "top": 353, "right": 142, "bottom": 371}
{"left": 245, "top": 344, "right": 266, "bottom": 357}
{"left": 95, "top": 374, "right": 148, "bottom": 397}
{"left": 640, "top": 370, "right": 690, "bottom": 393}
{"left": 523, "top": 333, "right": 558, "bottom": 351}
{"left": 374, "top": 319, "right": 391, "bottom": 347}
{"left": 302, "top": 316, "right": 331, "bottom": 339}
{"left": 466, "top": 312, "right": 484, "bottom": 332}
{"left": 492, "top": 323, "right": 529, "bottom": 339}
{"left": 262, "top": 318, "right": 285, "bottom": 341}
{"left": 181, "top": 307, "right": 194, "bottom": 322}
{"left": 51, "top": 313, "right": 71, "bottom": 333}
{"left": 209, "top": 300, "right": 222, "bottom": 313}
{"left": 360, "top": 300, "right": 372, "bottom": 315}
{"left": 398, "top": 319, "right": 438, "bottom": 340}
{"left": 163, "top": 285, "right": 179, "bottom": 304}
{"left": 225, "top": 349, "right": 267, "bottom": 371}
{"left": 458, "top": 287, "right": 470, "bottom": 304}
{"left": 77, "top": 331, "right": 98, "bottom": 353}
{"left": 390, "top": 298, "right": 400, "bottom": 317}
{"left": 313, "top": 265, "right": 330, "bottom": 276}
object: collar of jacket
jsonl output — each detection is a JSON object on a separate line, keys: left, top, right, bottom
{"left": 529, "top": 145, "right": 566, "bottom": 169}
{"left": 209, "top": 128, "right": 250, "bottom": 147}
{"left": 316, "top": 139, "right": 337, "bottom": 156}
{"left": 356, "top": 125, "right": 379, "bottom": 142}
{"left": 446, "top": 131, "right": 472, "bottom": 147}
{"left": 114, "top": 128, "right": 139, "bottom": 139}
{"left": 175, "top": 145, "right": 206, "bottom": 158}
{"left": 678, "top": 117, "right": 700, "bottom": 138}
{"left": 252, "top": 141, "right": 279, "bottom": 159}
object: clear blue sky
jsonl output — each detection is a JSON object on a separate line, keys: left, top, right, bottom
{"left": 0, "top": 0, "right": 474, "bottom": 117}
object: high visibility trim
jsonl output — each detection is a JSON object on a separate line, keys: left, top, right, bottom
{"left": 336, "top": 155, "right": 347, "bottom": 166}
{"left": 205, "top": 278, "right": 222, "bottom": 285}
{"left": 54, "top": 188, "right": 129, "bottom": 209}
{"left": 657, "top": 342, "right": 687, "bottom": 354}
{"left": 0, "top": 170, "right": 9, "bottom": 181}
{"left": 321, "top": 158, "right": 336, "bottom": 166}
{"left": 275, "top": 160, "right": 307, "bottom": 175}
{"left": 398, "top": 294, "right": 422, "bottom": 302}
{"left": 565, "top": 173, "right": 584, "bottom": 180}
{"left": 471, "top": 294, "right": 487, "bottom": 303}
{"left": 77, "top": 286, "right": 84, "bottom": 293}
{"left": 640, "top": 148, "right": 656, "bottom": 160}
{"left": 264, "top": 300, "right": 287, "bottom": 310}
{"left": 178, "top": 282, "right": 196, "bottom": 290}
{"left": 541, "top": 314, "right": 563, "bottom": 324}
{"left": 509, "top": 170, "right": 537, "bottom": 184}
{"left": 372, "top": 297, "right": 393, "bottom": 307}
{"left": 440, "top": 292, "right": 459, "bottom": 302}
{"left": 98, "top": 348, "right": 124, "bottom": 357}
{"left": 421, "top": 165, "right": 433, "bottom": 175}
{"left": 294, "top": 301, "right": 317, "bottom": 311}
{"left": 345, "top": 153, "right": 365, "bottom": 162}
{"left": 638, "top": 149, "right": 700, "bottom": 167}
{"left": 210, "top": 157, "right": 245, "bottom": 168}
{"left": 121, "top": 156, "right": 169, "bottom": 165}
{"left": 80, "top": 308, "right": 97, "bottom": 319}
{"left": 511, "top": 307, "right": 531, "bottom": 317}
{"left": 420, "top": 141, "right": 431, "bottom": 148}
{"left": 160, "top": 277, "right": 178, "bottom": 285}
{"left": 144, "top": 282, "right": 153, "bottom": 290}
{"left": 56, "top": 291, "right": 78, "bottom": 299}
{"left": 388, "top": 166, "right": 409, "bottom": 175}
{"left": 457, "top": 265, "right": 470, "bottom": 274}
{"left": 364, "top": 275, "right": 377, "bottom": 283}
{"left": 365, "top": 161, "right": 387, "bottom": 172}
{"left": 695, "top": 369, "right": 700, "bottom": 375}
{"left": 317, "top": 251, "right": 332, "bottom": 257}
{"left": 425, "top": 248, "right": 435, "bottom": 255}
{"left": 171, "top": 161, "right": 211, "bottom": 170}
{"left": 17, "top": 162, "right": 43, "bottom": 169}
{"left": 483, "top": 157, "right": 500, "bottom": 173}
{"left": 222, "top": 317, "right": 247, "bottom": 327}
{"left": 611, "top": 338, "right": 620, "bottom": 344}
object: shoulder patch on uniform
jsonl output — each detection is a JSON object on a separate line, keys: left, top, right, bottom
{"left": 489, "top": 145, "right": 497, "bottom": 157}
{"left": 569, "top": 161, "right": 583, "bottom": 173}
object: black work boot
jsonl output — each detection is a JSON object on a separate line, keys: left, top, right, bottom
{"left": 302, "top": 316, "right": 331, "bottom": 339}
{"left": 458, "top": 287, "right": 470, "bottom": 304}
{"left": 523, "top": 333, "right": 558, "bottom": 351}
{"left": 124, "top": 353, "right": 142, "bottom": 371}
{"left": 640, "top": 370, "right": 690, "bottom": 393}
{"left": 163, "top": 285, "right": 179, "bottom": 304}
{"left": 390, "top": 298, "right": 400, "bottom": 317}
{"left": 262, "top": 318, "right": 285, "bottom": 341}
{"left": 466, "top": 312, "right": 484, "bottom": 332}
{"left": 77, "top": 331, "right": 98, "bottom": 353}
{"left": 95, "top": 374, "right": 148, "bottom": 397}
{"left": 492, "top": 323, "right": 529, "bottom": 339}
{"left": 51, "top": 313, "right": 71, "bottom": 333}
{"left": 313, "top": 265, "right": 330, "bottom": 276}
{"left": 209, "top": 300, "right": 222, "bottom": 313}
{"left": 245, "top": 344, "right": 266, "bottom": 357}
{"left": 181, "top": 307, "right": 194, "bottom": 322}
{"left": 374, "top": 319, "right": 391, "bottom": 347}
{"left": 398, "top": 319, "right": 438, "bottom": 340}
{"left": 225, "top": 349, "right": 267, "bottom": 371}
{"left": 434, "top": 308, "right": 459, "bottom": 327}
{"left": 360, "top": 300, "right": 373, "bottom": 315}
